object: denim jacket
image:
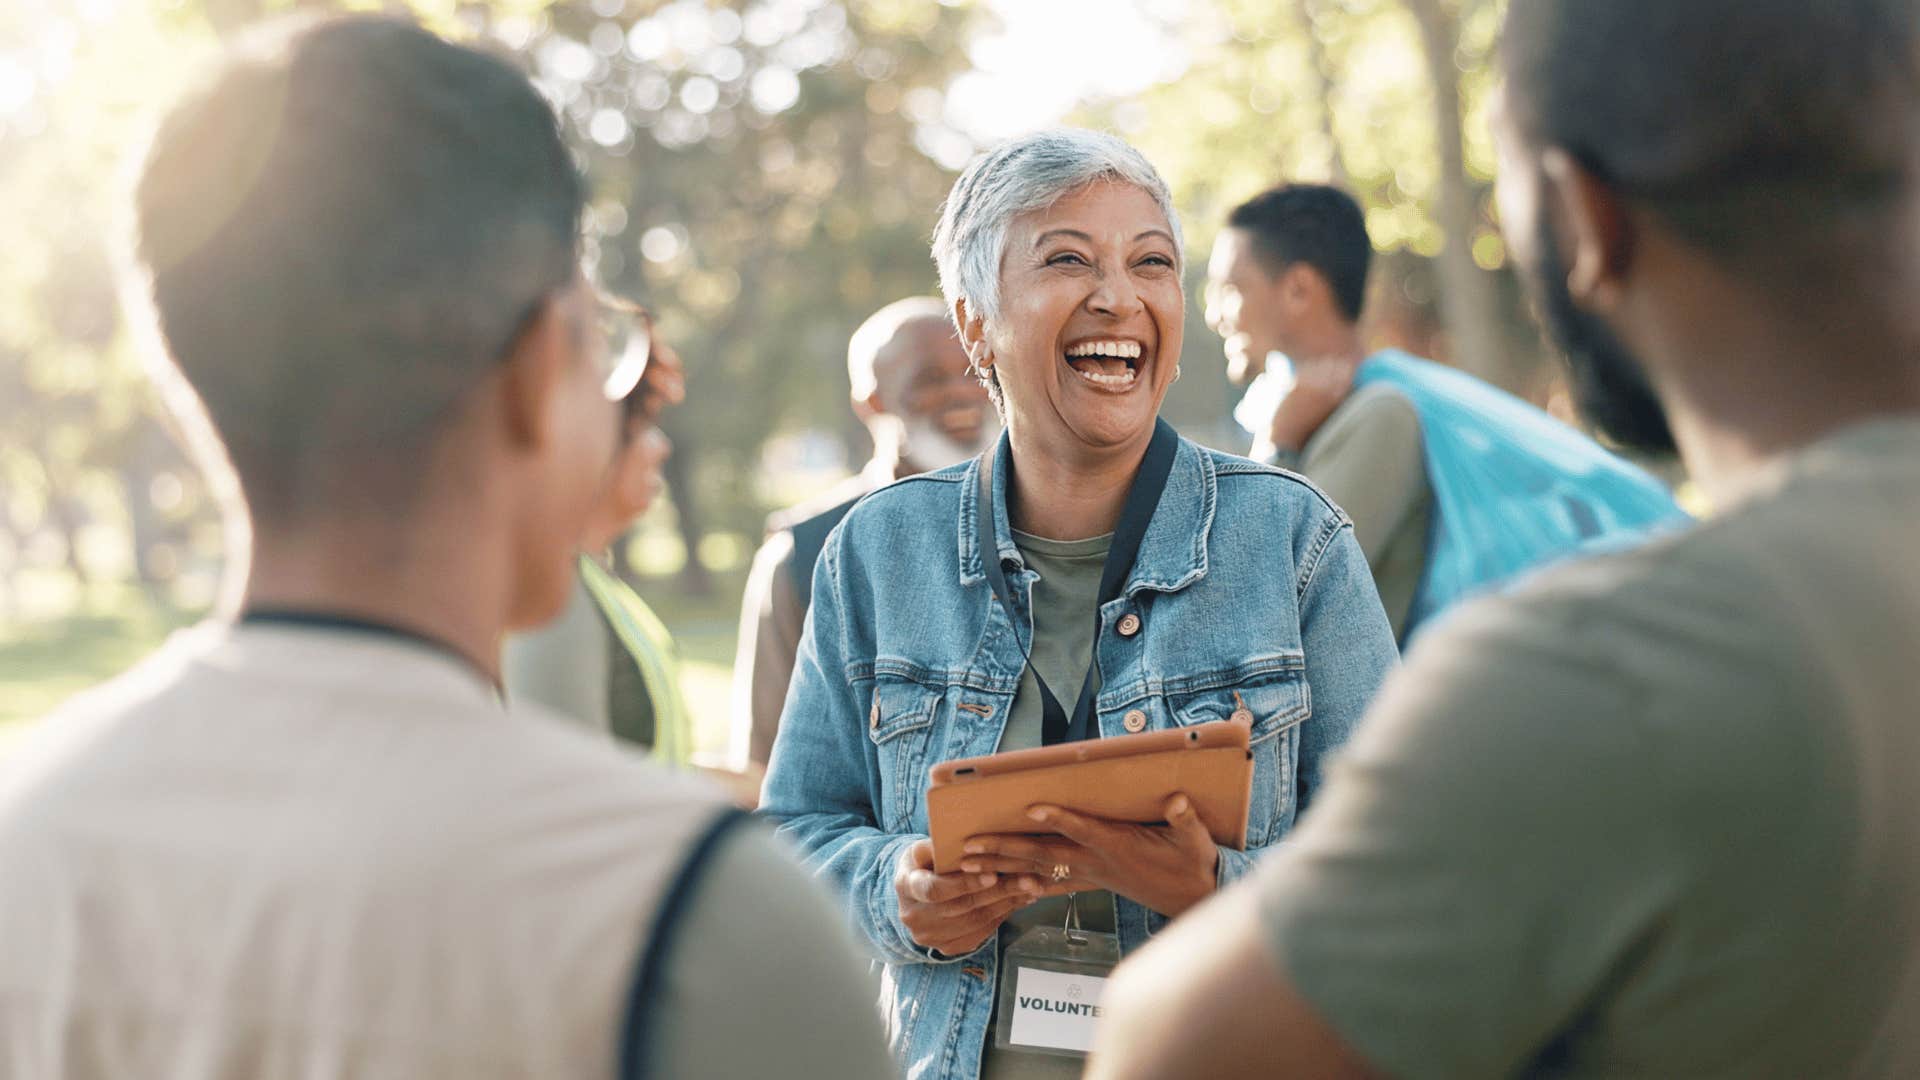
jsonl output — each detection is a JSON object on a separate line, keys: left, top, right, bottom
{"left": 760, "top": 433, "right": 1398, "bottom": 1080}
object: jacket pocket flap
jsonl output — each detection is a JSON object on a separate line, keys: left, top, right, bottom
{"left": 1170, "top": 671, "right": 1310, "bottom": 745}
{"left": 865, "top": 676, "right": 939, "bottom": 745}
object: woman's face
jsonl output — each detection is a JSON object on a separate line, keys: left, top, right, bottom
{"left": 970, "top": 180, "right": 1184, "bottom": 459}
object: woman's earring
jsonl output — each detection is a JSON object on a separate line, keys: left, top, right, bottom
{"left": 1174, "top": 364, "right": 1183, "bottom": 382}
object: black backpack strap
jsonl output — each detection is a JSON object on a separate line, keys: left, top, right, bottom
{"left": 617, "top": 807, "right": 754, "bottom": 1080}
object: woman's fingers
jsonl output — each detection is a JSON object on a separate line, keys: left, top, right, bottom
{"left": 932, "top": 896, "right": 1031, "bottom": 956}
{"left": 906, "top": 867, "right": 1000, "bottom": 905}
{"left": 1163, "top": 793, "right": 1213, "bottom": 848}
{"left": 897, "top": 837, "right": 1002, "bottom": 905}
{"left": 1027, "top": 804, "right": 1128, "bottom": 851}
{"left": 957, "top": 853, "right": 1066, "bottom": 877}
{"left": 949, "top": 875, "right": 1043, "bottom": 913}
{"left": 961, "top": 833, "right": 1080, "bottom": 867}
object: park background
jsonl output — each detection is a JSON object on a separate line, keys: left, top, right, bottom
{"left": 1, "top": 0, "right": 1570, "bottom": 755}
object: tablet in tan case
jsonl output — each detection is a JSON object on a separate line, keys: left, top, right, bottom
{"left": 925, "top": 721, "right": 1254, "bottom": 874}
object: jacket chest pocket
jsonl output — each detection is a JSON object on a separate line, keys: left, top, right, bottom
{"left": 866, "top": 676, "right": 942, "bottom": 833}
{"left": 1167, "top": 665, "right": 1311, "bottom": 847}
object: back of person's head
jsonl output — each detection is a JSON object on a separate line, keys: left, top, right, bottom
{"left": 1225, "top": 184, "right": 1371, "bottom": 323}
{"left": 848, "top": 296, "right": 952, "bottom": 408}
{"left": 1501, "top": 0, "right": 1920, "bottom": 297}
{"left": 129, "top": 15, "right": 587, "bottom": 523}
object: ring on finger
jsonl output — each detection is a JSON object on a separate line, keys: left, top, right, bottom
{"left": 1050, "top": 863, "right": 1071, "bottom": 883}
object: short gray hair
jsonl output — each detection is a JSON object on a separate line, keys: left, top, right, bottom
{"left": 931, "top": 128, "right": 1183, "bottom": 327}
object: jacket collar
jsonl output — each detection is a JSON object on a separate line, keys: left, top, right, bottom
{"left": 957, "top": 426, "right": 1214, "bottom": 597}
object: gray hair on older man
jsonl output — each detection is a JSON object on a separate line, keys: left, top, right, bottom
{"left": 931, "top": 127, "right": 1184, "bottom": 331}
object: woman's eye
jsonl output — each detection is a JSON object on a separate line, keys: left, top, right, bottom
{"left": 1138, "top": 254, "right": 1175, "bottom": 269}
{"left": 1047, "top": 252, "right": 1090, "bottom": 267}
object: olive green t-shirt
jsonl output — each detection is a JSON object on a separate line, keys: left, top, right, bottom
{"left": 1280, "top": 382, "right": 1431, "bottom": 642}
{"left": 983, "top": 531, "right": 1118, "bottom": 1080}
{"left": 1256, "top": 419, "right": 1920, "bottom": 1077}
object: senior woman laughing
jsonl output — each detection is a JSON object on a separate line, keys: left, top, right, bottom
{"left": 760, "top": 129, "right": 1398, "bottom": 1080}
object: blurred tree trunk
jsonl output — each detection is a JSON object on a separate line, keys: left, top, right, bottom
{"left": 41, "top": 469, "right": 93, "bottom": 588}
{"left": 119, "top": 423, "right": 173, "bottom": 597}
{"left": 657, "top": 436, "right": 710, "bottom": 596}
{"left": 656, "top": 251, "right": 770, "bottom": 598}
{"left": 1402, "top": 0, "right": 1523, "bottom": 389}
{"left": 1296, "top": 0, "right": 1349, "bottom": 187}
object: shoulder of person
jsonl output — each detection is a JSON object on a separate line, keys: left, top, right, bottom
{"left": 1205, "top": 443, "right": 1355, "bottom": 530}
{"left": 3, "top": 621, "right": 223, "bottom": 781}
{"left": 763, "top": 471, "right": 883, "bottom": 537}
{"left": 1313, "top": 381, "right": 1422, "bottom": 445}
{"left": 1409, "top": 504, "right": 1816, "bottom": 758}
{"left": 827, "top": 457, "right": 971, "bottom": 542}
{"left": 502, "top": 697, "right": 721, "bottom": 798}
{"left": 1343, "top": 379, "right": 1419, "bottom": 416}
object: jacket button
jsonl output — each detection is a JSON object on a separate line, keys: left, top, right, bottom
{"left": 1122, "top": 710, "right": 1148, "bottom": 733}
{"left": 1229, "top": 692, "right": 1254, "bottom": 727}
{"left": 1116, "top": 613, "right": 1142, "bottom": 638}
{"left": 869, "top": 700, "right": 881, "bottom": 729}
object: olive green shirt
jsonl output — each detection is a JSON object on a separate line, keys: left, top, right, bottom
{"left": 984, "top": 531, "right": 1118, "bottom": 1080}
{"left": 1278, "top": 382, "right": 1431, "bottom": 641}
{"left": 1256, "top": 419, "right": 1920, "bottom": 1077}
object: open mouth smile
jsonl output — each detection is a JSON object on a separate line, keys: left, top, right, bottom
{"left": 1064, "top": 339, "right": 1147, "bottom": 392}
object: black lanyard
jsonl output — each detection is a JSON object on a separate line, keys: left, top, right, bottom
{"left": 976, "top": 418, "right": 1178, "bottom": 745}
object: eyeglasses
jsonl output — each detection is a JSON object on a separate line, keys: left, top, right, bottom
{"left": 595, "top": 291, "right": 654, "bottom": 404}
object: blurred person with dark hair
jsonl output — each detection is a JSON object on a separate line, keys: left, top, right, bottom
{"left": 729, "top": 296, "right": 996, "bottom": 774}
{"left": 0, "top": 16, "right": 892, "bottom": 1079}
{"left": 1095, "top": 1, "right": 1920, "bottom": 1076}
{"left": 1208, "top": 183, "right": 1684, "bottom": 644}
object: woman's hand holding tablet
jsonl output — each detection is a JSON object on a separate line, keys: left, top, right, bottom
{"left": 959, "top": 793, "right": 1223, "bottom": 918}
{"left": 924, "top": 720, "right": 1255, "bottom": 918}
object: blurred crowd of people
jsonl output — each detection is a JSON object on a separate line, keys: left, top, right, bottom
{"left": 2, "top": 1, "right": 1917, "bottom": 1078}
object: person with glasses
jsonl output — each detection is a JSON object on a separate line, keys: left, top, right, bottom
{"left": 505, "top": 296, "right": 702, "bottom": 765}
{"left": 0, "top": 16, "right": 893, "bottom": 1079}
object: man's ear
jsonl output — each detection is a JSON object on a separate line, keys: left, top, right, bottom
{"left": 1280, "top": 263, "right": 1325, "bottom": 313}
{"left": 1542, "top": 148, "right": 1635, "bottom": 310}
{"left": 498, "top": 294, "right": 572, "bottom": 452}
{"left": 853, "top": 389, "right": 884, "bottom": 422}
{"left": 953, "top": 297, "right": 991, "bottom": 372}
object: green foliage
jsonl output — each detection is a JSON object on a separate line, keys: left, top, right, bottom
{"left": 1, "top": 0, "right": 1545, "bottom": 632}
{"left": 0, "top": 0, "right": 987, "bottom": 607}
{"left": 0, "top": 7, "right": 223, "bottom": 607}
{"left": 1099, "top": 0, "right": 1542, "bottom": 390}
{"left": 1124, "top": 0, "right": 1506, "bottom": 254}
{"left": 517, "top": 0, "right": 983, "bottom": 539}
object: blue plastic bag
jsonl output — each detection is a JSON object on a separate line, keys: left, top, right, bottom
{"left": 1351, "top": 350, "right": 1690, "bottom": 637}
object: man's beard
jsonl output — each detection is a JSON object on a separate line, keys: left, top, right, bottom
{"left": 901, "top": 413, "right": 997, "bottom": 472}
{"left": 1526, "top": 219, "right": 1679, "bottom": 455}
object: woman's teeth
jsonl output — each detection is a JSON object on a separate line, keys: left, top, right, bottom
{"left": 1066, "top": 340, "right": 1142, "bottom": 360}
{"left": 1065, "top": 340, "right": 1144, "bottom": 388}
{"left": 1074, "top": 363, "right": 1136, "bottom": 388}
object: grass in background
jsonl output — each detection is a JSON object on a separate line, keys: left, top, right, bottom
{"left": 0, "top": 589, "right": 199, "bottom": 724}
{"left": 0, "top": 568, "right": 753, "bottom": 760}
{"left": 0, "top": 588, "right": 201, "bottom": 756}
